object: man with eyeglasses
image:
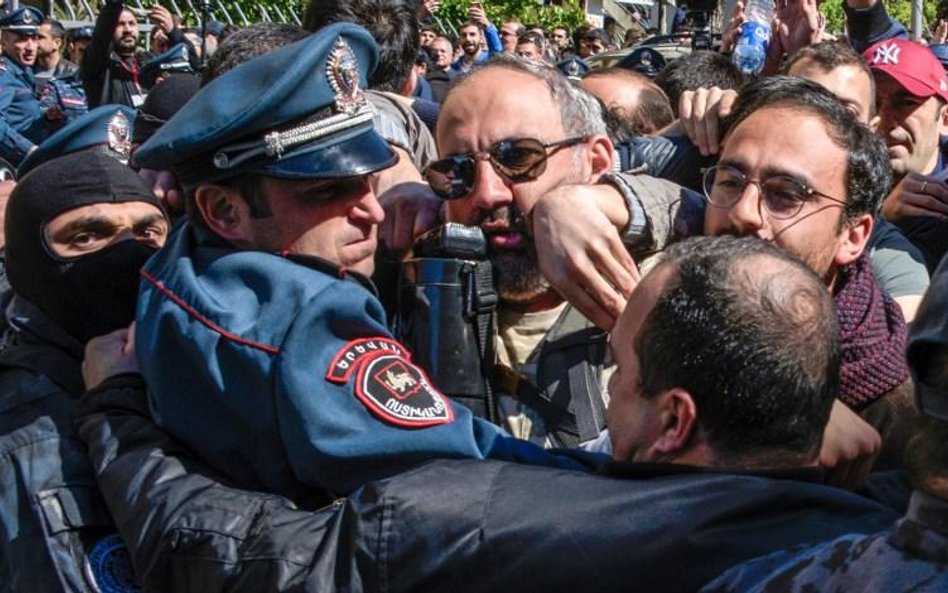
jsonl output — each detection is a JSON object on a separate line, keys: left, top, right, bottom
{"left": 422, "top": 54, "right": 686, "bottom": 447}
{"left": 533, "top": 75, "right": 910, "bottom": 483}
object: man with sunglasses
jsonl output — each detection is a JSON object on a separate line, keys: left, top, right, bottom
{"left": 422, "top": 54, "right": 687, "bottom": 447}
{"left": 533, "top": 75, "right": 911, "bottom": 483}
{"left": 100, "top": 25, "right": 586, "bottom": 506}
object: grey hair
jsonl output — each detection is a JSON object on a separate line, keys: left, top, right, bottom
{"left": 449, "top": 53, "right": 608, "bottom": 138}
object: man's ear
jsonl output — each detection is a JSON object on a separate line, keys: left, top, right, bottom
{"left": 833, "top": 212, "right": 873, "bottom": 268}
{"left": 939, "top": 102, "right": 948, "bottom": 136}
{"left": 585, "top": 134, "right": 615, "bottom": 182}
{"left": 650, "top": 388, "right": 698, "bottom": 458}
{"left": 193, "top": 184, "right": 252, "bottom": 243}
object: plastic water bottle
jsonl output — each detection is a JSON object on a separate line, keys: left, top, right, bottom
{"left": 731, "top": 0, "right": 774, "bottom": 75}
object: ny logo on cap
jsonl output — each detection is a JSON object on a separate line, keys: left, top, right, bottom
{"left": 326, "top": 37, "right": 366, "bottom": 115}
{"left": 872, "top": 42, "right": 901, "bottom": 65}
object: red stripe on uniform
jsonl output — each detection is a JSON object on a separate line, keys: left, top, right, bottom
{"left": 140, "top": 269, "right": 281, "bottom": 355}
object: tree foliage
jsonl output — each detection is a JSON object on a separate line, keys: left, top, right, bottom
{"left": 820, "top": 1, "right": 938, "bottom": 37}
{"left": 413, "top": 0, "right": 585, "bottom": 36}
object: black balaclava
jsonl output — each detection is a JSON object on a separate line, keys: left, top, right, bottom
{"left": 5, "top": 151, "right": 167, "bottom": 343}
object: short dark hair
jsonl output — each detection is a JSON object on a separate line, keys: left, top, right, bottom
{"left": 304, "top": 0, "right": 418, "bottom": 93}
{"left": 42, "top": 19, "right": 66, "bottom": 40}
{"left": 516, "top": 31, "right": 543, "bottom": 49}
{"left": 415, "top": 48, "right": 431, "bottom": 69}
{"left": 201, "top": 22, "right": 309, "bottom": 86}
{"left": 637, "top": 235, "right": 840, "bottom": 465}
{"left": 571, "top": 24, "right": 592, "bottom": 48}
{"left": 783, "top": 40, "right": 876, "bottom": 117}
{"left": 584, "top": 67, "right": 673, "bottom": 138}
{"left": 583, "top": 28, "right": 608, "bottom": 44}
{"left": 721, "top": 75, "right": 892, "bottom": 219}
{"left": 654, "top": 51, "right": 745, "bottom": 116}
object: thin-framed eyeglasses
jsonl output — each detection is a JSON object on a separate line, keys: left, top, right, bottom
{"left": 701, "top": 164, "right": 849, "bottom": 220}
{"left": 424, "top": 136, "right": 589, "bottom": 200}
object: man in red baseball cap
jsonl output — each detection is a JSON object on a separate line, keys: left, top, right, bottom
{"left": 866, "top": 38, "right": 948, "bottom": 272}
{"left": 865, "top": 38, "right": 948, "bottom": 178}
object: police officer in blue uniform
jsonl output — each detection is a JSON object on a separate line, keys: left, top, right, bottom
{"left": 0, "top": 6, "right": 55, "bottom": 166}
{"left": 128, "top": 22, "right": 588, "bottom": 504}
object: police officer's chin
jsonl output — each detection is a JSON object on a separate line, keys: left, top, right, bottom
{"left": 341, "top": 238, "right": 378, "bottom": 277}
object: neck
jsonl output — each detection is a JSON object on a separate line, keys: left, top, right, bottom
{"left": 38, "top": 52, "right": 59, "bottom": 69}
{"left": 500, "top": 288, "right": 564, "bottom": 315}
{"left": 924, "top": 150, "right": 941, "bottom": 176}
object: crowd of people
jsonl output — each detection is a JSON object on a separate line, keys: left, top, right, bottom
{"left": 1, "top": 0, "right": 948, "bottom": 591}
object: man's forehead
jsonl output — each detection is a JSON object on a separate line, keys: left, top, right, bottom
{"left": 727, "top": 104, "right": 819, "bottom": 138}
{"left": 612, "top": 262, "right": 676, "bottom": 351}
{"left": 51, "top": 200, "right": 165, "bottom": 223}
{"left": 438, "top": 70, "right": 558, "bottom": 142}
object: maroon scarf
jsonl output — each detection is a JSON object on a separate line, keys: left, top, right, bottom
{"left": 834, "top": 253, "right": 909, "bottom": 410}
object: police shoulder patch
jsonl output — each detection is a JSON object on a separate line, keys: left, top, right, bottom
{"left": 85, "top": 534, "right": 140, "bottom": 593}
{"left": 327, "top": 337, "right": 454, "bottom": 428}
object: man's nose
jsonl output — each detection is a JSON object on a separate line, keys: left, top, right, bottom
{"left": 352, "top": 181, "right": 385, "bottom": 224}
{"left": 466, "top": 159, "right": 513, "bottom": 213}
{"left": 727, "top": 183, "right": 771, "bottom": 239}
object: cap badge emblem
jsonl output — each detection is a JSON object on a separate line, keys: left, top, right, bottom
{"left": 326, "top": 37, "right": 365, "bottom": 115}
{"left": 107, "top": 111, "right": 132, "bottom": 161}
{"left": 21, "top": 10, "right": 34, "bottom": 25}
{"left": 872, "top": 43, "right": 900, "bottom": 66}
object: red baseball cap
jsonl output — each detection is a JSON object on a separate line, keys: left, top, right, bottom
{"left": 864, "top": 38, "right": 948, "bottom": 102}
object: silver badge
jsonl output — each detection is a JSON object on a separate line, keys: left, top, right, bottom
{"left": 107, "top": 111, "right": 132, "bottom": 161}
{"left": 21, "top": 10, "right": 34, "bottom": 25}
{"left": 326, "top": 37, "right": 366, "bottom": 115}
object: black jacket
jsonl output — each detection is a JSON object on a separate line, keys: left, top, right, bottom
{"left": 77, "top": 378, "right": 900, "bottom": 593}
{"left": 0, "top": 298, "right": 127, "bottom": 593}
{"left": 81, "top": 0, "right": 147, "bottom": 108}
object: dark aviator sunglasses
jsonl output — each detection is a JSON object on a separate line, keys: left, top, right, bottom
{"left": 424, "top": 136, "right": 589, "bottom": 200}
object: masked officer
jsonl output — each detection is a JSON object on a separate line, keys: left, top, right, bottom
{"left": 128, "top": 23, "right": 587, "bottom": 505}
{"left": 0, "top": 149, "right": 168, "bottom": 592}
{"left": 0, "top": 6, "right": 56, "bottom": 167}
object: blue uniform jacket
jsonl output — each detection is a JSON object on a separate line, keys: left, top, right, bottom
{"left": 137, "top": 222, "right": 590, "bottom": 501}
{"left": 0, "top": 56, "right": 46, "bottom": 165}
